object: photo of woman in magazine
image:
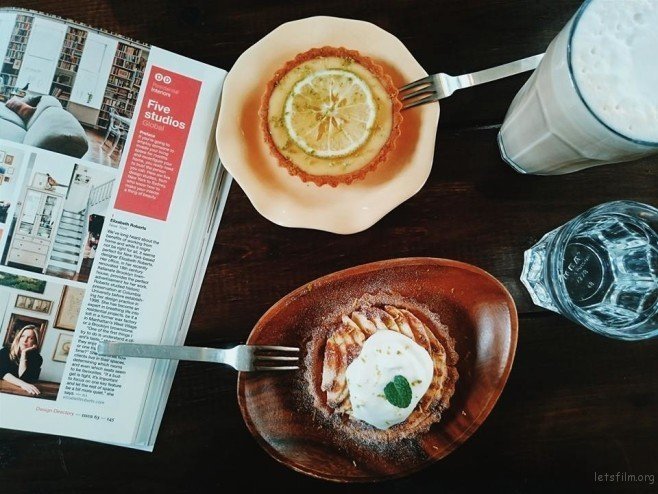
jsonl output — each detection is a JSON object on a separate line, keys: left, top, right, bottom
{"left": 0, "top": 324, "right": 43, "bottom": 395}
{"left": 0, "top": 278, "right": 84, "bottom": 401}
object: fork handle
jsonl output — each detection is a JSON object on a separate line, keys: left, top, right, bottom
{"left": 97, "top": 341, "right": 226, "bottom": 364}
{"left": 454, "top": 53, "right": 544, "bottom": 91}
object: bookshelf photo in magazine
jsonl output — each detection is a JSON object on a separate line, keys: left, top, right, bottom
{"left": 0, "top": 8, "right": 232, "bottom": 450}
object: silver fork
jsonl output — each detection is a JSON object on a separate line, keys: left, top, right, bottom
{"left": 399, "top": 53, "right": 544, "bottom": 110}
{"left": 96, "top": 341, "right": 299, "bottom": 371}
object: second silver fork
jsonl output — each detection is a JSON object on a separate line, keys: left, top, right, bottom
{"left": 96, "top": 341, "right": 299, "bottom": 371}
{"left": 399, "top": 53, "right": 544, "bottom": 110}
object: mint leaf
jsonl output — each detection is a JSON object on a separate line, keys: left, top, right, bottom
{"left": 384, "top": 375, "right": 412, "bottom": 408}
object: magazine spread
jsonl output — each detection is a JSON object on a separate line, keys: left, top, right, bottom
{"left": 0, "top": 8, "right": 231, "bottom": 450}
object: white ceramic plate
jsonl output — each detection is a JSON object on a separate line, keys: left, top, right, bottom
{"left": 216, "top": 16, "right": 440, "bottom": 234}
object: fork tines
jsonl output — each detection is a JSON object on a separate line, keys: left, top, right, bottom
{"left": 398, "top": 75, "right": 439, "bottom": 110}
{"left": 252, "top": 345, "right": 300, "bottom": 371}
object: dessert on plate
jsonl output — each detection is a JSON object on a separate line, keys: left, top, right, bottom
{"left": 260, "top": 47, "right": 402, "bottom": 187}
{"left": 304, "top": 292, "right": 458, "bottom": 443}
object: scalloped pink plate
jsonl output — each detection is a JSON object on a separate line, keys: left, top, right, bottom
{"left": 216, "top": 16, "right": 440, "bottom": 234}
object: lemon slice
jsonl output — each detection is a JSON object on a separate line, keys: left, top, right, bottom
{"left": 283, "top": 69, "right": 377, "bottom": 158}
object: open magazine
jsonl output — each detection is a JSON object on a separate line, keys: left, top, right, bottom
{"left": 0, "top": 8, "right": 231, "bottom": 450}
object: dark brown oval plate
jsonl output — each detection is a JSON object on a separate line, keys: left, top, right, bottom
{"left": 237, "top": 258, "right": 518, "bottom": 482}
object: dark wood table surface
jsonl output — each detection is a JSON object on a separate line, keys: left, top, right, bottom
{"left": 2, "top": 0, "right": 657, "bottom": 492}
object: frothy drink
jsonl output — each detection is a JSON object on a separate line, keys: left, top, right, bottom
{"left": 498, "top": 0, "right": 658, "bottom": 174}
{"left": 573, "top": 0, "right": 658, "bottom": 142}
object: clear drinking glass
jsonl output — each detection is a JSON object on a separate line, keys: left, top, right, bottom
{"left": 498, "top": 0, "right": 658, "bottom": 174}
{"left": 521, "top": 201, "right": 658, "bottom": 340}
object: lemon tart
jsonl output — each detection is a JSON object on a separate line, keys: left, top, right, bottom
{"left": 260, "top": 47, "right": 402, "bottom": 187}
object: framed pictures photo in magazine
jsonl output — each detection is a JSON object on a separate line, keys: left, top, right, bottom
{"left": 52, "top": 332, "right": 73, "bottom": 362}
{"left": 15, "top": 295, "right": 53, "bottom": 314}
{"left": 2, "top": 314, "right": 48, "bottom": 349}
{"left": 54, "top": 286, "right": 85, "bottom": 330}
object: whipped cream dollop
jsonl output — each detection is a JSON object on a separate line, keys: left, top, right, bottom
{"left": 345, "top": 329, "right": 434, "bottom": 429}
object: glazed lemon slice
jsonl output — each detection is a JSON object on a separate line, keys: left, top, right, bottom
{"left": 283, "top": 69, "right": 377, "bottom": 158}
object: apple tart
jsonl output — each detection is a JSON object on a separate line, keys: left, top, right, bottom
{"left": 305, "top": 292, "right": 458, "bottom": 443}
{"left": 260, "top": 47, "right": 402, "bottom": 187}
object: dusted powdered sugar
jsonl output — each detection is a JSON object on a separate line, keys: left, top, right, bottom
{"left": 571, "top": 0, "right": 658, "bottom": 142}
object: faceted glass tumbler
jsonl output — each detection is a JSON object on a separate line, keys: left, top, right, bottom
{"left": 521, "top": 201, "right": 658, "bottom": 340}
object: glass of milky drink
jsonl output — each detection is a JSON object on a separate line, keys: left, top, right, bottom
{"left": 521, "top": 201, "right": 658, "bottom": 340}
{"left": 498, "top": 0, "right": 658, "bottom": 174}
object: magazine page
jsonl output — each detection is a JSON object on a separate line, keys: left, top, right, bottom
{"left": 0, "top": 8, "right": 227, "bottom": 448}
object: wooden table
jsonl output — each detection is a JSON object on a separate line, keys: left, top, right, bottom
{"left": 2, "top": 1, "right": 656, "bottom": 492}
